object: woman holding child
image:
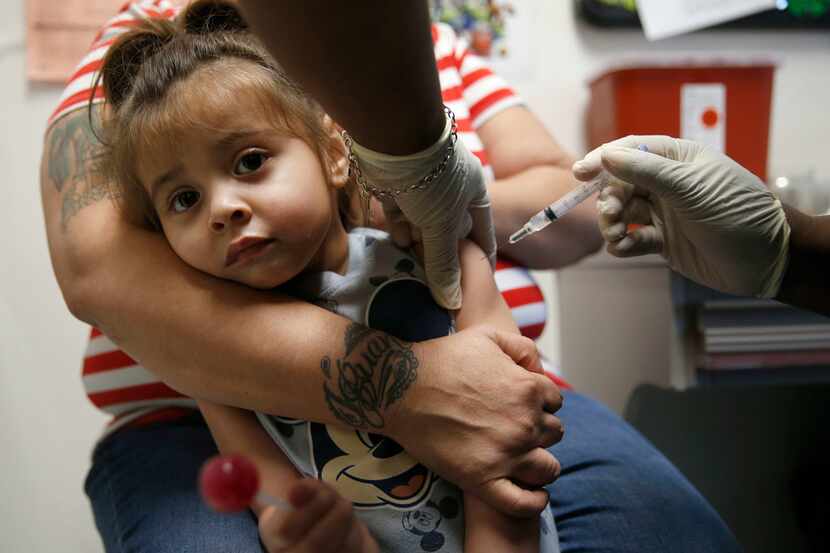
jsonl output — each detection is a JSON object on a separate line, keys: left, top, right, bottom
{"left": 40, "top": 1, "right": 740, "bottom": 551}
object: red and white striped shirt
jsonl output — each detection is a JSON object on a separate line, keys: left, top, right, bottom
{"left": 49, "top": 1, "right": 562, "bottom": 434}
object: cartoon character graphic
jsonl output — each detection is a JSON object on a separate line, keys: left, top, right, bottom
{"left": 310, "top": 423, "right": 437, "bottom": 508}
{"left": 366, "top": 262, "right": 453, "bottom": 343}
{"left": 369, "top": 257, "right": 417, "bottom": 287}
{"left": 401, "top": 497, "right": 460, "bottom": 552}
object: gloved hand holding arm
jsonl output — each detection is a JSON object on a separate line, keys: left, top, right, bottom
{"left": 348, "top": 114, "right": 495, "bottom": 309}
{"left": 572, "top": 135, "right": 790, "bottom": 299}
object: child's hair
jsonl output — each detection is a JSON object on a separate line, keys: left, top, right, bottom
{"left": 95, "top": 0, "right": 356, "bottom": 229}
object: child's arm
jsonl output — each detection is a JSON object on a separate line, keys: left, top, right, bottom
{"left": 464, "top": 497, "right": 541, "bottom": 553}
{"left": 455, "top": 240, "right": 522, "bottom": 335}
{"left": 197, "top": 400, "right": 302, "bottom": 517}
{"left": 455, "top": 240, "right": 542, "bottom": 553}
{"left": 199, "top": 401, "right": 380, "bottom": 553}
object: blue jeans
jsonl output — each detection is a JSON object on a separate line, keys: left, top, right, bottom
{"left": 85, "top": 391, "right": 741, "bottom": 552}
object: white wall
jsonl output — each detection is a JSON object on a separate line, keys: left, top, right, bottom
{"left": 2, "top": 0, "right": 830, "bottom": 550}
{"left": 1, "top": 0, "right": 111, "bottom": 551}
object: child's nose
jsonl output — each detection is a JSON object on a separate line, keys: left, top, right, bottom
{"left": 210, "top": 204, "right": 251, "bottom": 233}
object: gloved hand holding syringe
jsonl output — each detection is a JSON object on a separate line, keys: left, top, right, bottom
{"left": 508, "top": 144, "right": 648, "bottom": 244}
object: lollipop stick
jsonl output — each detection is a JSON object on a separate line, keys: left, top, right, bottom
{"left": 255, "top": 490, "right": 293, "bottom": 511}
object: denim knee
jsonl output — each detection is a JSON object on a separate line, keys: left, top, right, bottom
{"left": 547, "top": 391, "right": 741, "bottom": 553}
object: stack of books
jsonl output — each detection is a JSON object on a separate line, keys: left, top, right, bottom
{"left": 697, "top": 300, "right": 830, "bottom": 371}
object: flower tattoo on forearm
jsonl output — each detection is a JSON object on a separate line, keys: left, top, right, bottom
{"left": 321, "top": 323, "right": 418, "bottom": 430}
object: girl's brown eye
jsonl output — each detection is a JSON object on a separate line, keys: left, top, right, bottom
{"left": 234, "top": 151, "right": 268, "bottom": 176}
{"left": 171, "top": 189, "right": 200, "bottom": 213}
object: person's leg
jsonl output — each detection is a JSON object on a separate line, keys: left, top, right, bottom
{"left": 85, "top": 413, "right": 264, "bottom": 553}
{"left": 549, "top": 391, "right": 741, "bottom": 553}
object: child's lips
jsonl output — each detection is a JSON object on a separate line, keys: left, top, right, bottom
{"left": 225, "top": 237, "right": 275, "bottom": 267}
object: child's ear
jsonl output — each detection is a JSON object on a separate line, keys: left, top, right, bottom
{"left": 322, "top": 115, "right": 349, "bottom": 189}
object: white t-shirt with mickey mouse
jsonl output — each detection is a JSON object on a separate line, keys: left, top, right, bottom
{"left": 257, "top": 228, "right": 558, "bottom": 553}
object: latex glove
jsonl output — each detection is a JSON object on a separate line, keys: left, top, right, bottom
{"left": 350, "top": 112, "right": 495, "bottom": 309}
{"left": 573, "top": 135, "right": 790, "bottom": 298}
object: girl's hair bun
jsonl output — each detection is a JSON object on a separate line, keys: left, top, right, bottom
{"left": 102, "top": 24, "right": 174, "bottom": 110}
{"left": 183, "top": 0, "right": 248, "bottom": 34}
{"left": 101, "top": 1, "right": 247, "bottom": 110}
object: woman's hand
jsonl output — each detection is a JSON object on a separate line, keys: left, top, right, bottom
{"left": 388, "top": 326, "right": 564, "bottom": 518}
{"left": 259, "top": 480, "right": 379, "bottom": 553}
{"left": 574, "top": 135, "right": 790, "bottom": 298}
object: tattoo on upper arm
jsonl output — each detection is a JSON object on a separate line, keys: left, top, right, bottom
{"left": 45, "top": 108, "right": 117, "bottom": 229}
{"left": 321, "top": 323, "right": 418, "bottom": 430}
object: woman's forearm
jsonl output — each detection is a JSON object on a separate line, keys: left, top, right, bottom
{"left": 776, "top": 205, "right": 830, "bottom": 316}
{"left": 83, "top": 232, "right": 353, "bottom": 417}
{"left": 40, "top": 109, "right": 413, "bottom": 428}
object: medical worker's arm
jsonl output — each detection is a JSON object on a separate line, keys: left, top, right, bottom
{"left": 236, "top": 0, "right": 494, "bottom": 310}
{"left": 574, "top": 135, "right": 790, "bottom": 299}
{"left": 775, "top": 207, "right": 830, "bottom": 315}
{"left": 579, "top": 134, "right": 830, "bottom": 315}
{"left": 478, "top": 106, "right": 603, "bottom": 269}
{"left": 455, "top": 240, "right": 556, "bottom": 553}
{"left": 40, "top": 108, "right": 560, "bottom": 517}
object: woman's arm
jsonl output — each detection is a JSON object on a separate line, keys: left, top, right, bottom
{"left": 479, "top": 106, "right": 603, "bottom": 269}
{"left": 40, "top": 108, "right": 562, "bottom": 517}
{"left": 455, "top": 241, "right": 544, "bottom": 553}
{"left": 41, "top": 109, "right": 364, "bottom": 418}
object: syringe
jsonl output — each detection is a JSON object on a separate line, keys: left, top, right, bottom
{"left": 508, "top": 170, "right": 608, "bottom": 244}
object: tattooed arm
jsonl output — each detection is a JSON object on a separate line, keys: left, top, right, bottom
{"left": 40, "top": 107, "right": 404, "bottom": 423}
{"left": 40, "top": 106, "right": 562, "bottom": 517}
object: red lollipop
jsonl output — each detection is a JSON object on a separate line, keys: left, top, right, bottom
{"left": 200, "top": 454, "right": 291, "bottom": 512}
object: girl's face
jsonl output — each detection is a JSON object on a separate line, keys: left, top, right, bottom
{"left": 137, "top": 88, "right": 349, "bottom": 289}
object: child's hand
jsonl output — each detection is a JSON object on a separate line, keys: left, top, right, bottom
{"left": 258, "top": 479, "right": 379, "bottom": 553}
